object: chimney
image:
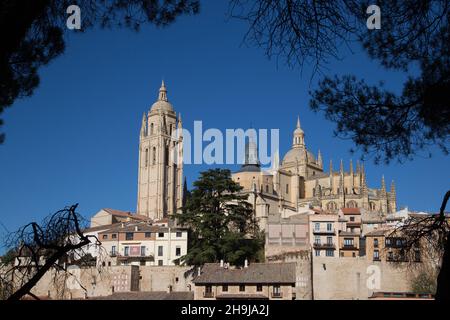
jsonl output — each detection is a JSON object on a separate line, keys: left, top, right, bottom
{"left": 197, "top": 266, "right": 201, "bottom": 276}
{"left": 220, "top": 260, "right": 224, "bottom": 267}
{"left": 244, "top": 259, "right": 248, "bottom": 268}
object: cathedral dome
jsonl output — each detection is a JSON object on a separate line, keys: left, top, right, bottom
{"left": 150, "top": 80, "right": 174, "bottom": 113}
{"left": 282, "top": 148, "right": 308, "bottom": 165}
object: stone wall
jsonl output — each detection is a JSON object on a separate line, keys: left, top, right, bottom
{"left": 312, "top": 257, "right": 414, "bottom": 299}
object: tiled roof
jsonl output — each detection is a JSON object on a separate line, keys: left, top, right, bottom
{"left": 103, "top": 208, "right": 134, "bottom": 217}
{"left": 193, "top": 263, "right": 296, "bottom": 284}
{"left": 341, "top": 208, "right": 361, "bottom": 215}
{"left": 83, "top": 223, "right": 122, "bottom": 233}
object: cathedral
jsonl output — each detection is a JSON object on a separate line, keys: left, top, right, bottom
{"left": 137, "top": 82, "right": 397, "bottom": 226}
{"left": 231, "top": 117, "right": 397, "bottom": 230}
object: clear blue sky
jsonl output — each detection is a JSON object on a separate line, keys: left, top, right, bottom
{"left": 0, "top": 1, "right": 448, "bottom": 237}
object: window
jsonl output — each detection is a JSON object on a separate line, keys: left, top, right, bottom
{"left": 388, "top": 251, "right": 394, "bottom": 261}
{"left": 125, "top": 232, "right": 133, "bottom": 241}
{"left": 286, "top": 184, "right": 289, "bottom": 194}
{"left": 314, "top": 223, "right": 320, "bottom": 231}
{"left": 111, "top": 246, "right": 116, "bottom": 255}
{"left": 158, "top": 260, "right": 163, "bottom": 266}
{"left": 344, "top": 238, "right": 354, "bottom": 246}
{"left": 205, "top": 285, "right": 212, "bottom": 293}
{"left": 326, "top": 249, "right": 334, "bottom": 257}
{"left": 176, "top": 231, "right": 182, "bottom": 237}
{"left": 158, "top": 246, "right": 163, "bottom": 256}
{"left": 272, "top": 285, "right": 281, "bottom": 297}
{"left": 150, "top": 123, "right": 154, "bottom": 135}
{"left": 124, "top": 246, "right": 129, "bottom": 256}
{"left": 112, "top": 234, "right": 117, "bottom": 239}
{"left": 315, "top": 250, "right": 320, "bottom": 257}
{"left": 327, "top": 223, "right": 332, "bottom": 231}
{"left": 145, "top": 148, "right": 149, "bottom": 167}
{"left": 374, "top": 239, "right": 379, "bottom": 248}
{"left": 326, "top": 236, "right": 332, "bottom": 245}
{"left": 256, "top": 285, "right": 263, "bottom": 292}
{"left": 314, "top": 236, "right": 321, "bottom": 245}
{"left": 385, "top": 238, "right": 392, "bottom": 246}
{"left": 152, "top": 147, "right": 156, "bottom": 165}
{"left": 266, "top": 185, "right": 269, "bottom": 193}
{"left": 373, "top": 250, "right": 380, "bottom": 260}
{"left": 350, "top": 217, "right": 355, "bottom": 222}
{"left": 222, "top": 285, "right": 228, "bottom": 292}
{"left": 140, "top": 246, "right": 146, "bottom": 256}
{"left": 176, "top": 246, "right": 181, "bottom": 256}
{"left": 239, "top": 285, "right": 245, "bottom": 292}
{"left": 102, "top": 234, "right": 108, "bottom": 240}
{"left": 158, "top": 232, "right": 164, "bottom": 238}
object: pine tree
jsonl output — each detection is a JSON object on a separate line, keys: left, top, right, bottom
{"left": 174, "top": 168, "right": 264, "bottom": 266}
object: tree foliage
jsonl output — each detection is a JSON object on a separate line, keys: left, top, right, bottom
{"left": 230, "top": 0, "right": 450, "bottom": 163}
{"left": 174, "top": 168, "right": 264, "bottom": 266}
{"left": 0, "top": 0, "right": 200, "bottom": 144}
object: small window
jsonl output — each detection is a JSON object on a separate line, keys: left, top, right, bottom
{"left": 315, "top": 250, "right": 320, "bottom": 257}
{"left": 158, "top": 246, "right": 163, "bottom": 256}
{"left": 327, "top": 223, "right": 332, "bottom": 231}
{"left": 239, "top": 285, "right": 245, "bottom": 292}
{"left": 286, "top": 184, "right": 289, "bottom": 194}
{"left": 124, "top": 246, "right": 129, "bottom": 256}
{"left": 265, "top": 185, "right": 269, "bottom": 193}
{"left": 158, "top": 232, "right": 164, "bottom": 238}
{"left": 176, "top": 231, "right": 182, "bottom": 237}
{"left": 374, "top": 239, "right": 379, "bottom": 247}
{"left": 326, "top": 249, "right": 334, "bottom": 257}
{"left": 112, "top": 234, "right": 117, "bottom": 239}
{"left": 314, "top": 223, "right": 320, "bottom": 231}
{"left": 102, "top": 234, "right": 108, "bottom": 240}
{"left": 350, "top": 217, "right": 355, "bottom": 222}
{"left": 158, "top": 260, "right": 163, "bottom": 266}
{"left": 374, "top": 250, "right": 380, "bottom": 260}
{"left": 256, "top": 285, "right": 263, "bottom": 292}
{"left": 175, "top": 246, "right": 181, "bottom": 256}
{"left": 140, "top": 246, "right": 146, "bottom": 256}
{"left": 125, "top": 232, "right": 133, "bottom": 241}
{"left": 222, "top": 285, "right": 228, "bottom": 292}
{"left": 145, "top": 232, "right": 151, "bottom": 238}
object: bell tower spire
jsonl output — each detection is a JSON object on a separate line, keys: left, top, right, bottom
{"left": 292, "top": 115, "right": 305, "bottom": 148}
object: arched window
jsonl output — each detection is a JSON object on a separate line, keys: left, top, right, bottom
{"left": 152, "top": 147, "right": 156, "bottom": 165}
{"left": 266, "top": 185, "right": 269, "bottom": 193}
{"left": 327, "top": 201, "right": 337, "bottom": 211}
{"left": 150, "top": 123, "right": 154, "bottom": 135}
{"left": 347, "top": 201, "right": 358, "bottom": 208}
{"left": 369, "top": 202, "right": 376, "bottom": 211}
{"left": 286, "top": 184, "right": 289, "bottom": 194}
{"left": 144, "top": 148, "right": 148, "bottom": 167}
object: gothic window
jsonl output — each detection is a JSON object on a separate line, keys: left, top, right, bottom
{"left": 370, "top": 202, "right": 376, "bottom": 211}
{"left": 327, "top": 201, "right": 337, "bottom": 211}
{"left": 145, "top": 148, "right": 149, "bottom": 167}
{"left": 152, "top": 147, "right": 156, "bottom": 165}
{"left": 347, "top": 201, "right": 358, "bottom": 208}
{"left": 286, "top": 184, "right": 289, "bottom": 194}
{"left": 150, "top": 123, "right": 154, "bottom": 135}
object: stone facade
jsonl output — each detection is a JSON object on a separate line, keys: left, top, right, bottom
{"left": 137, "top": 81, "right": 183, "bottom": 220}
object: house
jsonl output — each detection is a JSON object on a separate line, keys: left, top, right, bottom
{"left": 193, "top": 262, "right": 296, "bottom": 300}
{"left": 309, "top": 211, "right": 340, "bottom": 257}
{"left": 90, "top": 208, "right": 149, "bottom": 228}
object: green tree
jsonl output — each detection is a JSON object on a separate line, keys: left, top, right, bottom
{"left": 174, "top": 168, "right": 264, "bottom": 266}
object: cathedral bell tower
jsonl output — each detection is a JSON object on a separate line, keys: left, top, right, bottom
{"left": 137, "top": 81, "right": 183, "bottom": 220}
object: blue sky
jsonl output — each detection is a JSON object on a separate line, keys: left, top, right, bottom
{"left": 0, "top": 1, "right": 448, "bottom": 236}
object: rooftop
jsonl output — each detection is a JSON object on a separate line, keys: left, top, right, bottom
{"left": 193, "top": 262, "right": 296, "bottom": 284}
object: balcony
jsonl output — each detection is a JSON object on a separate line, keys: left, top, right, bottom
{"left": 203, "top": 292, "right": 214, "bottom": 298}
{"left": 313, "top": 243, "right": 336, "bottom": 249}
{"left": 271, "top": 292, "right": 283, "bottom": 299}
{"left": 341, "top": 245, "right": 358, "bottom": 251}
{"left": 110, "top": 251, "right": 117, "bottom": 257}
{"left": 373, "top": 257, "right": 381, "bottom": 261}
{"left": 312, "top": 229, "right": 335, "bottom": 235}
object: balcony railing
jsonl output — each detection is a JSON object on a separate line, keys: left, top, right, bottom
{"left": 341, "top": 245, "right": 358, "bottom": 250}
{"left": 271, "top": 292, "right": 283, "bottom": 298}
{"left": 313, "top": 229, "right": 335, "bottom": 235}
{"left": 110, "top": 251, "right": 117, "bottom": 257}
{"left": 203, "top": 292, "right": 214, "bottom": 298}
{"left": 313, "top": 243, "right": 336, "bottom": 249}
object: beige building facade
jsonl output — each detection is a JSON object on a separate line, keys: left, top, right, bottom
{"left": 137, "top": 81, "right": 184, "bottom": 220}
